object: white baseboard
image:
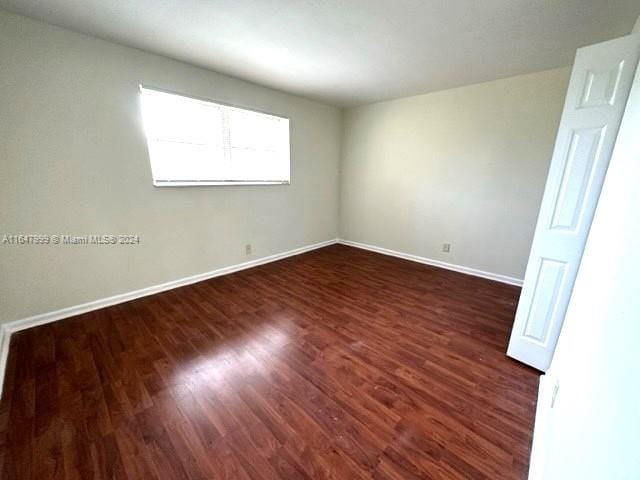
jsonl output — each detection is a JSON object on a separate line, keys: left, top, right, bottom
{"left": 337, "top": 239, "right": 523, "bottom": 287}
{"left": 0, "top": 238, "right": 337, "bottom": 399}
{"left": 0, "top": 327, "right": 9, "bottom": 400}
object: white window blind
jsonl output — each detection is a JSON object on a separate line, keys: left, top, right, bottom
{"left": 139, "top": 86, "right": 290, "bottom": 186}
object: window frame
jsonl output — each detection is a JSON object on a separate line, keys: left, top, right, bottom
{"left": 139, "top": 84, "right": 292, "bottom": 187}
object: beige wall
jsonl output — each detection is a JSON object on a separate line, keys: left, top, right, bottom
{"left": 339, "top": 67, "right": 571, "bottom": 280}
{"left": 0, "top": 11, "right": 341, "bottom": 324}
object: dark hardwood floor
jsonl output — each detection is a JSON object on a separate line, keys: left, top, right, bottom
{"left": 0, "top": 244, "right": 539, "bottom": 479}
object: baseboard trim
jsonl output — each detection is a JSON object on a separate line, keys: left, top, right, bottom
{"left": 0, "top": 327, "right": 10, "bottom": 401}
{"left": 337, "top": 239, "right": 523, "bottom": 287}
{"left": 0, "top": 238, "right": 337, "bottom": 399}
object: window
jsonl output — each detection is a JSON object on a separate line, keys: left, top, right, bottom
{"left": 139, "top": 86, "right": 290, "bottom": 186}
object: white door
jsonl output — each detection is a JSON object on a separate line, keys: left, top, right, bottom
{"left": 507, "top": 33, "right": 640, "bottom": 371}
{"left": 529, "top": 56, "right": 640, "bottom": 480}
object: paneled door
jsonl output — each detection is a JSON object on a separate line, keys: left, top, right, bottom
{"left": 507, "top": 33, "right": 640, "bottom": 371}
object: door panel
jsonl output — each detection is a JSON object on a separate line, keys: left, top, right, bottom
{"left": 549, "top": 126, "right": 605, "bottom": 231}
{"left": 578, "top": 61, "right": 624, "bottom": 108}
{"left": 507, "top": 34, "right": 640, "bottom": 371}
{"left": 522, "top": 258, "right": 567, "bottom": 343}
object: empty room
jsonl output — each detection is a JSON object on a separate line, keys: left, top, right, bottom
{"left": 1, "top": 1, "right": 640, "bottom": 479}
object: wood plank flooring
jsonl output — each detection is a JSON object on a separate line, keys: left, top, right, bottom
{"left": 0, "top": 244, "right": 539, "bottom": 479}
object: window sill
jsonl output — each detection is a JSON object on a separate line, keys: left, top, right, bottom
{"left": 153, "top": 180, "right": 290, "bottom": 187}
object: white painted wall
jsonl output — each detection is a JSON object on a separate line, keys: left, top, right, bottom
{"left": 530, "top": 55, "right": 640, "bottom": 480}
{"left": 339, "top": 68, "right": 571, "bottom": 279}
{"left": 0, "top": 11, "right": 341, "bottom": 325}
{"left": 0, "top": 9, "right": 574, "bottom": 327}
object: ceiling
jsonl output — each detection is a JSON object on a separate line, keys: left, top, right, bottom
{"left": 2, "top": 0, "right": 639, "bottom": 107}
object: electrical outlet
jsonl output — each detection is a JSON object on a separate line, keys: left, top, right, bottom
{"left": 442, "top": 243, "right": 451, "bottom": 253}
{"left": 245, "top": 244, "right": 252, "bottom": 255}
